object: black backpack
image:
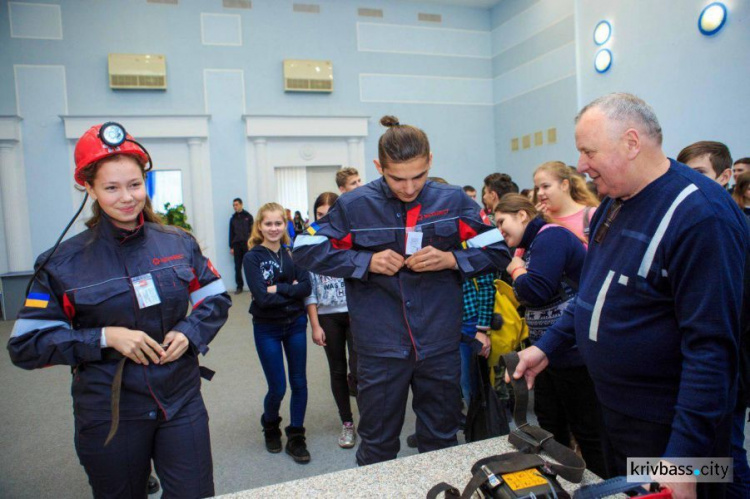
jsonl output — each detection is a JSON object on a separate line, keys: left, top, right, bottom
{"left": 464, "top": 354, "right": 510, "bottom": 443}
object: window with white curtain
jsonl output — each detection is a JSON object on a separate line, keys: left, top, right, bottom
{"left": 275, "top": 166, "right": 308, "bottom": 219}
{"left": 148, "top": 170, "right": 183, "bottom": 214}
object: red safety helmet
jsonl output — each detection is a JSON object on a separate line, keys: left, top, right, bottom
{"left": 73, "top": 124, "right": 149, "bottom": 186}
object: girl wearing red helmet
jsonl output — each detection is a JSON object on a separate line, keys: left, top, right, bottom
{"left": 8, "top": 123, "right": 231, "bottom": 498}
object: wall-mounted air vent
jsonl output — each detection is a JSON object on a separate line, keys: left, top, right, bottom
{"left": 223, "top": 0, "right": 251, "bottom": 8}
{"left": 358, "top": 8, "right": 383, "bottom": 18}
{"left": 283, "top": 59, "right": 332, "bottom": 93}
{"left": 108, "top": 54, "right": 167, "bottom": 90}
{"left": 293, "top": 3, "right": 320, "bottom": 14}
{"left": 147, "top": 0, "right": 178, "bottom": 4}
{"left": 418, "top": 13, "right": 442, "bottom": 23}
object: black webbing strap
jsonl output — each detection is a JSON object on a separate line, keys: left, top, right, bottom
{"left": 502, "top": 352, "right": 587, "bottom": 483}
{"left": 427, "top": 453, "right": 547, "bottom": 499}
{"left": 426, "top": 483, "right": 460, "bottom": 499}
{"left": 104, "top": 356, "right": 127, "bottom": 446}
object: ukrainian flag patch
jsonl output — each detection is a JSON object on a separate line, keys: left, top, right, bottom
{"left": 25, "top": 292, "right": 50, "bottom": 309}
{"left": 307, "top": 222, "right": 320, "bottom": 235}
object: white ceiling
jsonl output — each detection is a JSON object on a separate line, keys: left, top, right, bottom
{"left": 401, "top": 0, "right": 502, "bottom": 9}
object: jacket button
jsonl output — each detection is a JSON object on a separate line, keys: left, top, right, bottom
{"left": 148, "top": 411, "right": 157, "bottom": 419}
{"left": 405, "top": 301, "right": 411, "bottom": 308}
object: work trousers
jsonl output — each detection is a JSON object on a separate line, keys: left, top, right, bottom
{"left": 356, "top": 349, "right": 462, "bottom": 466}
{"left": 232, "top": 242, "right": 248, "bottom": 290}
{"left": 75, "top": 392, "right": 213, "bottom": 499}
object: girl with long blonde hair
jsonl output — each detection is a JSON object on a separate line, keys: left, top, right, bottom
{"left": 243, "top": 202, "right": 312, "bottom": 464}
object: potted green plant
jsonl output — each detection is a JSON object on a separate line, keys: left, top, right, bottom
{"left": 161, "top": 202, "right": 193, "bottom": 232}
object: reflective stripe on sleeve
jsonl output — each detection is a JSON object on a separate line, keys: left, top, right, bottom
{"left": 11, "top": 318, "right": 71, "bottom": 338}
{"left": 589, "top": 270, "right": 615, "bottom": 342}
{"left": 638, "top": 184, "right": 698, "bottom": 278}
{"left": 189, "top": 279, "right": 227, "bottom": 306}
{"left": 293, "top": 235, "right": 328, "bottom": 249}
{"left": 466, "top": 228, "right": 504, "bottom": 248}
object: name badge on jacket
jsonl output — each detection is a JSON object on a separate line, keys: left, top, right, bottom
{"left": 131, "top": 274, "right": 162, "bottom": 309}
{"left": 405, "top": 230, "right": 423, "bottom": 255}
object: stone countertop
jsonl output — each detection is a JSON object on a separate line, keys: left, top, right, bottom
{"left": 217, "top": 436, "right": 602, "bottom": 498}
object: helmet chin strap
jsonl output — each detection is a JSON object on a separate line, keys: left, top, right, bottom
{"left": 25, "top": 192, "right": 90, "bottom": 297}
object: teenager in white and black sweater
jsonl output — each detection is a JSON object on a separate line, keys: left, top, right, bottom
{"left": 304, "top": 192, "right": 358, "bottom": 449}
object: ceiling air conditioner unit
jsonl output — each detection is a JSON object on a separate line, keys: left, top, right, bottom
{"left": 108, "top": 53, "right": 167, "bottom": 90}
{"left": 283, "top": 59, "right": 333, "bottom": 93}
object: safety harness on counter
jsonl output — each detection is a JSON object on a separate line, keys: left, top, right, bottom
{"left": 427, "top": 352, "right": 585, "bottom": 498}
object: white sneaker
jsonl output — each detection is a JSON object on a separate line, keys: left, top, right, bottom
{"left": 338, "top": 422, "right": 356, "bottom": 448}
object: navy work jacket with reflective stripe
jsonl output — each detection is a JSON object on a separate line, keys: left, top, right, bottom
{"left": 293, "top": 178, "right": 510, "bottom": 360}
{"left": 7, "top": 215, "right": 231, "bottom": 424}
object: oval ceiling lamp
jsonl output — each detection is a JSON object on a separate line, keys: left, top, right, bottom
{"left": 594, "top": 20, "right": 612, "bottom": 45}
{"left": 595, "top": 49, "right": 612, "bottom": 74}
{"left": 698, "top": 2, "right": 727, "bottom": 36}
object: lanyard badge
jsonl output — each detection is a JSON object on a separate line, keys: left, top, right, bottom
{"left": 405, "top": 204, "right": 423, "bottom": 255}
{"left": 131, "top": 273, "right": 162, "bottom": 309}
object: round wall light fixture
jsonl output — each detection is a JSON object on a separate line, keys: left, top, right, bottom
{"left": 698, "top": 2, "right": 727, "bottom": 36}
{"left": 595, "top": 49, "right": 612, "bottom": 73}
{"left": 594, "top": 20, "right": 612, "bottom": 45}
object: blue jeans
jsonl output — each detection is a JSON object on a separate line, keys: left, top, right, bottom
{"left": 253, "top": 315, "right": 308, "bottom": 427}
{"left": 727, "top": 403, "right": 750, "bottom": 498}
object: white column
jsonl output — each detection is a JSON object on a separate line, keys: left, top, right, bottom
{"left": 254, "top": 138, "right": 271, "bottom": 205}
{"left": 0, "top": 141, "right": 33, "bottom": 271}
{"left": 347, "top": 138, "right": 360, "bottom": 170}
{"left": 187, "top": 138, "right": 207, "bottom": 241}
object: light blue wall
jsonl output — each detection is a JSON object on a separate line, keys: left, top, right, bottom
{"left": 491, "top": 0, "right": 577, "bottom": 190}
{"left": 3, "top": 0, "right": 749, "bottom": 277}
{"left": 1, "top": 0, "right": 498, "bottom": 277}
{"left": 575, "top": 0, "right": 750, "bottom": 163}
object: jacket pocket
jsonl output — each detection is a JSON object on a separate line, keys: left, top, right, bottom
{"left": 423, "top": 219, "right": 458, "bottom": 249}
{"left": 354, "top": 230, "right": 397, "bottom": 252}
{"left": 72, "top": 279, "right": 133, "bottom": 327}
{"left": 153, "top": 266, "right": 192, "bottom": 330}
{"left": 153, "top": 265, "right": 194, "bottom": 297}
{"left": 74, "top": 278, "right": 131, "bottom": 306}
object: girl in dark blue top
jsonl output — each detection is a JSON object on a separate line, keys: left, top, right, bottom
{"left": 495, "top": 194, "right": 606, "bottom": 478}
{"left": 243, "top": 202, "right": 312, "bottom": 464}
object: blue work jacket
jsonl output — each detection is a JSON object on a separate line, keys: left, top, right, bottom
{"left": 7, "top": 215, "right": 232, "bottom": 424}
{"left": 293, "top": 178, "right": 510, "bottom": 360}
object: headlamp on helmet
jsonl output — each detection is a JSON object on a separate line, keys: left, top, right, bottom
{"left": 99, "top": 122, "right": 127, "bottom": 148}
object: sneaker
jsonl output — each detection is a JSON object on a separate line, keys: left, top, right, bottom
{"left": 234, "top": 288, "right": 242, "bottom": 295}
{"left": 406, "top": 432, "right": 418, "bottom": 448}
{"left": 338, "top": 422, "right": 356, "bottom": 448}
{"left": 147, "top": 475, "right": 160, "bottom": 495}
